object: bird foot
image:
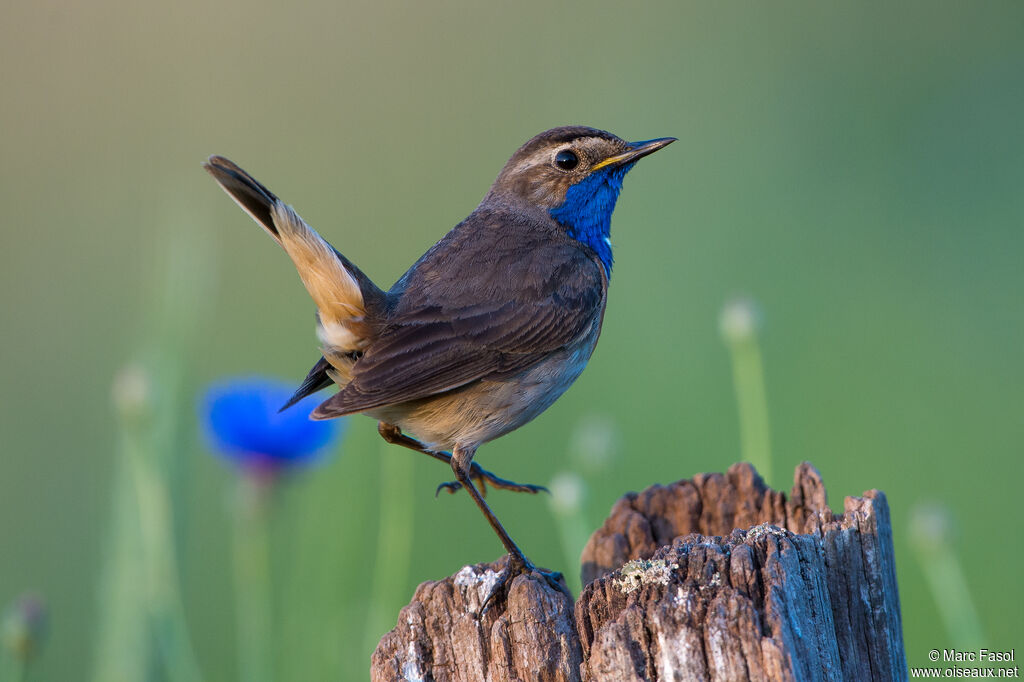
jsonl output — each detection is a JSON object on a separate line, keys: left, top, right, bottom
{"left": 435, "top": 462, "right": 549, "bottom": 498}
{"left": 478, "top": 553, "right": 566, "bottom": 615}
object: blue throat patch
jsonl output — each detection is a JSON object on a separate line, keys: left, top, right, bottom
{"left": 549, "top": 163, "right": 634, "bottom": 276}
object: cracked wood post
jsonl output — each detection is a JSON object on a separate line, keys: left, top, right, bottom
{"left": 371, "top": 462, "right": 907, "bottom": 681}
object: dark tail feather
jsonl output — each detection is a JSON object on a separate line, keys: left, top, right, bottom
{"left": 280, "top": 356, "right": 335, "bottom": 412}
{"left": 203, "top": 155, "right": 283, "bottom": 243}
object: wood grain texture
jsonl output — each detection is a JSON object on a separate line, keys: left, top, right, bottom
{"left": 371, "top": 559, "right": 582, "bottom": 682}
{"left": 371, "top": 463, "right": 907, "bottom": 682}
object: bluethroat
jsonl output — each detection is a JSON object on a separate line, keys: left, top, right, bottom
{"left": 204, "top": 126, "right": 674, "bottom": 601}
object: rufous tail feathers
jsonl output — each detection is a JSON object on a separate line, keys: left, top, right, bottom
{"left": 204, "top": 155, "right": 383, "bottom": 382}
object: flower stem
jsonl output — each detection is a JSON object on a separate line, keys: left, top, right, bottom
{"left": 548, "top": 471, "right": 589, "bottom": 596}
{"left": 127, "top": 421, "right": 205, "bottom": 682}
{"left": 720, "top": 299, "right": 773, "bottom": 485}
{"left": 910, "top": 504, "right": 985, "bottom": 649}
{"left": 232, "top": 475, "right": 274, "bottom": 682}
{"left": 728, "top": 338, "right": 773, "bottom": 483}
{"left": 365, "top": 443, "right": 414, "bottom": 655}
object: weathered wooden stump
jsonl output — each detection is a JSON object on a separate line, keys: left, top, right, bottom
{"left": 371, "top": 463, "right": 907, "bottom": 681}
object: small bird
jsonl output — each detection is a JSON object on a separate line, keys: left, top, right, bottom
{"left": 204, "top": 126, "right": 673, "bottom": 599}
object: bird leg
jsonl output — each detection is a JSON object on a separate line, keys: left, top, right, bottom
{"left": 377, "top": 422, "right": 547, "bottom": 497}
{"left": 450, "top": 443, "right": 566, "bottom": 611}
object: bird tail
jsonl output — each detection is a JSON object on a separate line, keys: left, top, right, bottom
{"left": 203, "top": 155, "right": 384, "bottom": 380}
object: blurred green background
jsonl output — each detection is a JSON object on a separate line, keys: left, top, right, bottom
{"left": 2, "top": 0, "right": 1022, "bottom": 679}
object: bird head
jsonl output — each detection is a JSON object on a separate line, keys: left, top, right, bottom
{"left": 487, "top": 126, "right": 675, "bottom": 275}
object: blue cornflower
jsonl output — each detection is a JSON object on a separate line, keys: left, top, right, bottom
{"left": 200, "top": 377, "right": 343, "bottom": 472}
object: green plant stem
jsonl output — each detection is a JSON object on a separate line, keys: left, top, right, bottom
{"left": 919, "top": 551, "right": 985, "bottom": 649}
{"left": 94, "top": 224, "right": 213, "bottom": 682}
{"left": 548, "top": 472, "right": 590, "bottom": 597}
{"left": 232, "top": 476, "right": 274, "bottom": 682}
{"left": 726, "top": 338, "right": 773, "bottom": 485}
{"left": 91, "top": 439, "right": 149, "bottom": 682}
{"left": 365, "top": 444, "right": 414, "bottom": 655}
{"left": 910, "top": 510, "right": 986, "bottom": 650}
{"left": 95, "top": 366, "right": 203, "bottom": 682}
{"left": 126, "top": 423, "right": 204, "bottom": 682}
{"left": 553, "top": 512, "right": 589, "bottom": 597}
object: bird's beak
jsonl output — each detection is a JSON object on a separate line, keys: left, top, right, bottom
{"left": 590, "top": 137, "right": 677, "bottom": 171}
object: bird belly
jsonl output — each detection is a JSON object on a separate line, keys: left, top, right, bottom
{"left": 368, "top": 333, "right": 599, "bottom": 452}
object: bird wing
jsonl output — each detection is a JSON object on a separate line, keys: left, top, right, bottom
{"left": 311, "top": 215, "right": 606, "bottom": 418}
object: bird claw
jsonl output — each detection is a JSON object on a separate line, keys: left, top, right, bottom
{"left": 435, "top": 463, "right": 548, "bottom": 499}
{"left": 479, "top": 554, "right": 567, "bottom": 615}
{"left": 435, "top": 480, "right": 462, "bottom": 497}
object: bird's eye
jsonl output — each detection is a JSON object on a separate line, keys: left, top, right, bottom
{"left": 554, "top": 149, "right": 579, "bottom": 171}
